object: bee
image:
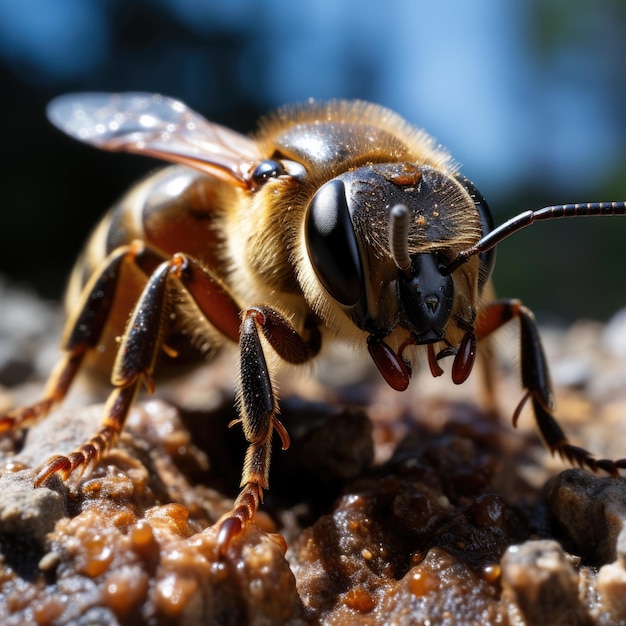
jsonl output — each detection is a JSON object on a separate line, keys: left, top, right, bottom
{"left": 1, "top": 93, "right": 625, "bottom": 552}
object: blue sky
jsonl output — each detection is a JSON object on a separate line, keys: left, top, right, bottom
{"left": 2, "top": 0, "right": 626, "bottom": 316}
{"left": 1, "top": 0, "right": 623, "bottom": 199}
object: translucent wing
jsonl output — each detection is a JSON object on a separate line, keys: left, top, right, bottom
{"left": 47, "top": 92, "right": 262, "bottom": 187}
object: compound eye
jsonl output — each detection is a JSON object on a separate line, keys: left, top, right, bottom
{"left": 456, "top": 175, "right": 496, "bottom": 288}
{"left": 305, "top": 179, "right": 363, "bottom": 306}
{"left": 251, "top": 159, "right": 286, "bottom": 185}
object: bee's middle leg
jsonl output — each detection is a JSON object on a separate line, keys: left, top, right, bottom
{"left": 35, "top": 251, "right": 174, "bottom": 483}
{"left": 35, "top": 252, "right": 242, "bottom": 484}
{"left": 477, "top": 298, "right": 626, "bottom": 475}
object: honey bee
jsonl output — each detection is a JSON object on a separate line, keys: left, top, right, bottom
{"left": 2, "top": 93, "right": 625, "bottom": 552}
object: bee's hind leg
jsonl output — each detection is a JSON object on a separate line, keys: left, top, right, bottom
{"left": 0, "top": 243, "right": 160, "bottom": 435}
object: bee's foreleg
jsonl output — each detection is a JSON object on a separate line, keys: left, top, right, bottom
{"left": 216, "top": 306, "right": 321, "bottom": 554}
{"left": 477, "top": 299, "right": 626, "bottom": 475}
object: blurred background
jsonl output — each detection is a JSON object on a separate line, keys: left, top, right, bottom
{"left": 1, "top": 0, "right": 626, "bottom": 322}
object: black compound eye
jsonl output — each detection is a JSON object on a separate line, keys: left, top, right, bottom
{"left": 251, "top": 159, "right": 286, "bottom": 185}
{"left": 305, "top": 179, "right": 363, "bottom": 306}
{"left": 455, "top": 175, "right": 496, "bottom": 288}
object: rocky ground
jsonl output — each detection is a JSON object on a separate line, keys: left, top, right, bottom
{"left": 1, "top": 276, "right": 626, "bottom": 625}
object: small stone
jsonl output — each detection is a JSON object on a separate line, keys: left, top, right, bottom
{"left": 501, "top": 540, "right": 590, "bottom": 626}
{"left": 547, "top": 469, "right": 626, "bottom": 565}
{"left": 0, "top": 470, "right": 65, "bottom": 544}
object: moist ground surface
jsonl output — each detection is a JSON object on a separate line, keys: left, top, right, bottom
{"left": 1, "top": 279, "right": 626, "bottom": 625}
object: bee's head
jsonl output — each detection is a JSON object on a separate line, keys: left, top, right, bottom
{"left": 304, "top": 163, "right": 494, "bottom": 388}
